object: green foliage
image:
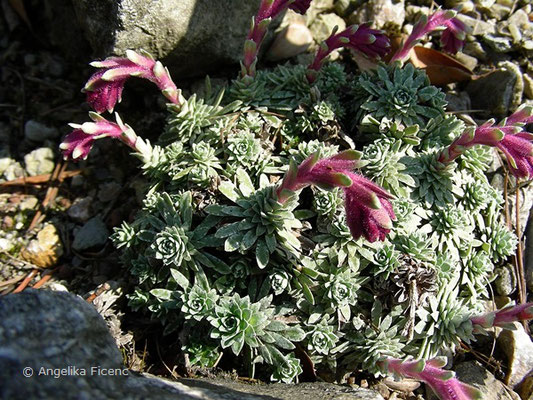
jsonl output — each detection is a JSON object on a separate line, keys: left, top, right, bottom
{"left": 206, "top": 169, "right": 302, "bottom": 269}
{"left": 351, "top": 63, "right": 446, "bottom": 132}
{"left": 347, "top": 301, "right": 405, "bottom": 374}
{"left": 361, "top": 138, "right": 415, "bottom": 197}
{"left": 111, "top": 58, "right": 518, "bottom": 383}
{"left": 414, "top": 284, "right": 475, "bottom": 359}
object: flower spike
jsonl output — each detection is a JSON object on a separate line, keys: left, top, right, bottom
{"left": 60, "top": 112, "right": 139, "bottom": 161}
{"left": 84, "top": 50, "right": 184, "bottom": 113}
{"left": 391, "top": 9, "right": 468, "bottom": 63}
{"left": 241, "top": 0, "right": 312, "bottom": 80}
{"left": 306, "top": 24, "right": 390, "bottom": 83}
{"left": 379, "top": 358, "right": 482, "bottom": 400}
{"left": 277, "top": 150, "right": 395, "bottom": 242}
{"left": 471, "top": 302, "right": 533, "bottom": 331}
{"left": 438, "top": 105, "right": 533, "bottom": 179}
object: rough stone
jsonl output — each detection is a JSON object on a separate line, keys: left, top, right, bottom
{"left": 180, "top": 379, "right": 385, "bottom": 400}
{"left": 20, "top": 224, "right": 64, "bottom": 268}
{"left": 494, "top": 264, "right": 517, "bottom": 296}
{"left": 454, "top": 52, "right": 478, "bottom": 71}
{"left": 24, "top": 147, "right": 55, "bottom": 177}
{"left": 0, "top": 290, "right": 212, "bottom": 400}
{"left": 2, "top": 160, "right": 25, "bottom": 181}
{"left": 306, "top": 0, "right": 335, "bottom": 24}
{"left": 445, "top": 92, "right": 471, "bottom": 112}
{"left": 453, "top": 361, "right": 521, "bottom": 400}
{"left": 456, "top": 14, "right": 496, "bottom": 36}
{"left": 67, "top": 197, "right": 93, "bottom": 223}
{"left": 310, "top": 13, "right": 346, "bottom": 45}
{"left": 348, "top": 0, "right": 405, "bottom": 30}
{"left": 466, "top": 62, "right": 523, "bottom": 117}
{"left": 72, "top": 217, "right": 109, "bottom": 251}
{"left": 507, "top": 181, "right": 533, "bottom": 237}
{"left": 498, "top": 322, "right": 533, "bottom": 388}
{"left": 482, "top": 34, "right": 513, "bottom": 52}
{"left": 71, "top": 0, "right": 263, "bottom": 78}
{"left": 524, "top": 73, "right": 533, "bottom": 100}
{"left": 24, "top": 120, "right": 59, "bottom": 142}
{"left": 97, "top": 182, "right": 122, "bottom": 203}
{"left": 266, "top": 21, "right": 313, "bottom": 62}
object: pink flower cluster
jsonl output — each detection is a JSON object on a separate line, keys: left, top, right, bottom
{"left": 438, "top": 105, "right": 533, "bottom": 179}
{"left": 60, "top": 112, "right": 138, "bottom": 160}
{"left": 242, "top": 0, "right": 313, "bottom": 79}
{"left": 84, "top": 50, "right": 183, "bottom": 113}
{"left": 391, "top": 9, "right": 468, "bottom": 62}
{"left": 379, "top": 358, "right": 482, "bottom": 400}
{"left": 306, "top": 24, "right": 390, "bottom": 83}
{"left": 276, "top": 151, "right": 395, "bottom": 242}
{"left": 470, "top": 302, "right": 533, "bottom": 331}
{"left": 61, "top": 50, "right": 183, "bottom": 161}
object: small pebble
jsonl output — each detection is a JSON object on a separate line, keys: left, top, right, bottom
{"left": 24, "top": 147, "right": 55, "bottom": 176}
{"left": 24, "top": 120, "right": 59, "bottom": 142}
{"left": 67, "top": 197, "right": 93, "bottom": 223}
{"left": 20, "top": 224, "right": 64, "bottom": 268}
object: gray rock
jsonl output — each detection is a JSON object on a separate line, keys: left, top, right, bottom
{"left": 72, "top": 217, "right": 109, "bottom": 251}
{"left": 97, "top": 182, "right": 122, "bottom": 203}
{"left": 498, "top": 322, "right": 533, "bottom": 388}
{"left": 181, "top": 379, "right": 385, "bottom": 400}
{"left": 0, "top": 290, "right": 384, "bottom": 400}
{"left": 0, "top": 156, "right": 14, "bottom": 177}
{"left": 68, "top": 197, "right": 93, "bottom": 223}
{"left": 506, "top": 180, "right": 533, "bottom": 237}
{"left": 453, "top": 361, "right": 521, "bottom": 400}
{"left": 2, "top": 160, "right": 25, "bottom": 181}
{"left": 71, "top": 0, "right": 263, "bottom": 78}
{"left": 24, "top": 120, "right": 59, "bottom": 142}
{"left": 456, "top": 14, "right": 496, "bottom": 36}
{"left": 445, "top": 92, "right": 471, "bottom": 112}
{"left": 494, "top": 264, "right": 517, "bottom": 296}
{"left": 310, "top": 13, "right": 346, "bottom": 45}
{"left": 466, "top": 62, "right": 523, "bottom": 117}
{"left": 266, "top": 21, "right": 313, "bottom": 62}
{"left": 454, "top": 52, "right": 478, "bottom": 71}
{"left": 24, "top": 147, "right": 55, "bottom": 177}
{"left": 524, "top": 73, "right": 533, "bottom": 100}
{"left": 306, "top": 0, "right": 335, "bottom": 24}
{"left": 482, "top": 34, "right": 514, "bottom": 53}
{"left": 349, "top": 0, "right": 405, "bottom": 29}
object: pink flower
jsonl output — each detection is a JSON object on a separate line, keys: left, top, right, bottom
{"left": 276, "top": 150, "right": 395, "bottom": 242}
{"left": 242, "top": 0, "right": 313, "bottom": 79}
{"left": 438, "top": 105, "right": 533, "bottom": 179}
{"left": 471, "top": 302, "right": 533, "bottom": 330}
{"left": 379, "top": 358, "right": 482, "bottom": 400}
{"left": 84, "top": 50, "right": 183, "bottom": 113}
{"left": 440, "top": 16, "right": 468, "bottom": 53}
{"left": 307, "top": 24, "right": 390, "bottom": 83}
{"left": 391, "top": 9, "right": 468, "bottom": 63}
{"left": 60, "top": 112, "right": 137, "bottom": 160}
{"left": 344, "top": 179, "right": 395, "bottom": 242}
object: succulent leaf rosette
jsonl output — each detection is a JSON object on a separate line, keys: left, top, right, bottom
{"left": 62, "top": 2, "right": 533, "bottom": 397}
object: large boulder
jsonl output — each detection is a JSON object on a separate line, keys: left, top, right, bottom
{"left": 71, "top": 0, "right": 263, "bottom": 78}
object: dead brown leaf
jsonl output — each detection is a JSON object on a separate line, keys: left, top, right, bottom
{"left": 410, "top": 46, "right": 474, "bottom": 86}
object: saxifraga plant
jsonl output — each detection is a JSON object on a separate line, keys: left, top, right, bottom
{"left": 61, "top": 2, "right": 533, "bottom": 399}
